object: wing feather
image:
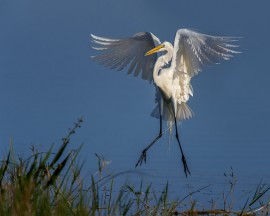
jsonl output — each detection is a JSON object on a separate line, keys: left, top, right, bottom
{"left": 172, "top": 29, "right": 240, "bottom": 77}
{"left": 91, "top": 32, "right": 161, "bottom": 82}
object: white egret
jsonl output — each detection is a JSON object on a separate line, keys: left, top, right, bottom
{"left": 91, "top": 29, "right": 239, "bottom": 177}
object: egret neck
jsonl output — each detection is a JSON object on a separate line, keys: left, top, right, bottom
{"left": 152, "top": 42, "right": 174, "bottom": 101}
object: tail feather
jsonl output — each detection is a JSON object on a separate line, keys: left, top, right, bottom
{"left": 176, "top": 103, "right": 193, "bottom": 120}
{"left": 150, "top": 104, "right": 160, "bottom": 119}
{"left": 151, "top": 102, "right": 193, "bottom": 121}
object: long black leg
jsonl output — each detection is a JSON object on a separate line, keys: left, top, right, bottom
{"left": 135, "top": 115, "right": 162, "bottom": 167}
{"left": 174, "top": 116, "right": 190, "bottom": 177}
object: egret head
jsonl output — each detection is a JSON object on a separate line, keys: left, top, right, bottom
{"left": 145, "top": 42, "right": 172, "bottom": 56}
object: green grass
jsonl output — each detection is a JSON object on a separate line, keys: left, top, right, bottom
{"left": 0, "top": 118, "right": 269, "bottom": 215}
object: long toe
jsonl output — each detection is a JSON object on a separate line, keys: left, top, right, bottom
{"left": 182, "top": 156, "right": 191, "bottom": 176}
{"left": 135, "top": 151, "right": 147, "bottom": 167}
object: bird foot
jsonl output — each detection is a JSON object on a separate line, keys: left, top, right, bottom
{"left": 182, "top": 155, "right": 191, "bottom": 177}
{"left": 135, "top": 149, "right": 147, "bottom": 168}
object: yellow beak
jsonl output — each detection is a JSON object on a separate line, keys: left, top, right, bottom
{"left": 145, "top": 44, "right": 165, "bottom": 56}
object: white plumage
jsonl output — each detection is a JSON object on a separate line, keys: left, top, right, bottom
{"left": 91, "top": 29, "right": 240, "bottom": 177}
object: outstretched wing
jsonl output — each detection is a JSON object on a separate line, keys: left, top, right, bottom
{"left": 91, "top": 32, "right": 161, "bottom": 82}
{"left": 172, "top": 29, "right": 240, "bottom": 77}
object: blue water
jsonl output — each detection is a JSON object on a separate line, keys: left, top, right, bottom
{"left": 1, "top": 116, "right": 270, "bottom": 212}
{"left": 1, "top": 0, "right": 270, "bottom": 212}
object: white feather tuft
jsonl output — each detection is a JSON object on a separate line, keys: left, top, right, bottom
{"left": 176, "top": 103, "right": 193, "bottom": 120}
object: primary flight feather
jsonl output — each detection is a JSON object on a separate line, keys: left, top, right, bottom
{"left": 91, "top": 29, "right": 240, "bottom": 177}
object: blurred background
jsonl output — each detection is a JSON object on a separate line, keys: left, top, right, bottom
{"left": 1, "top": 0, "right": 270, "bottom": 203}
